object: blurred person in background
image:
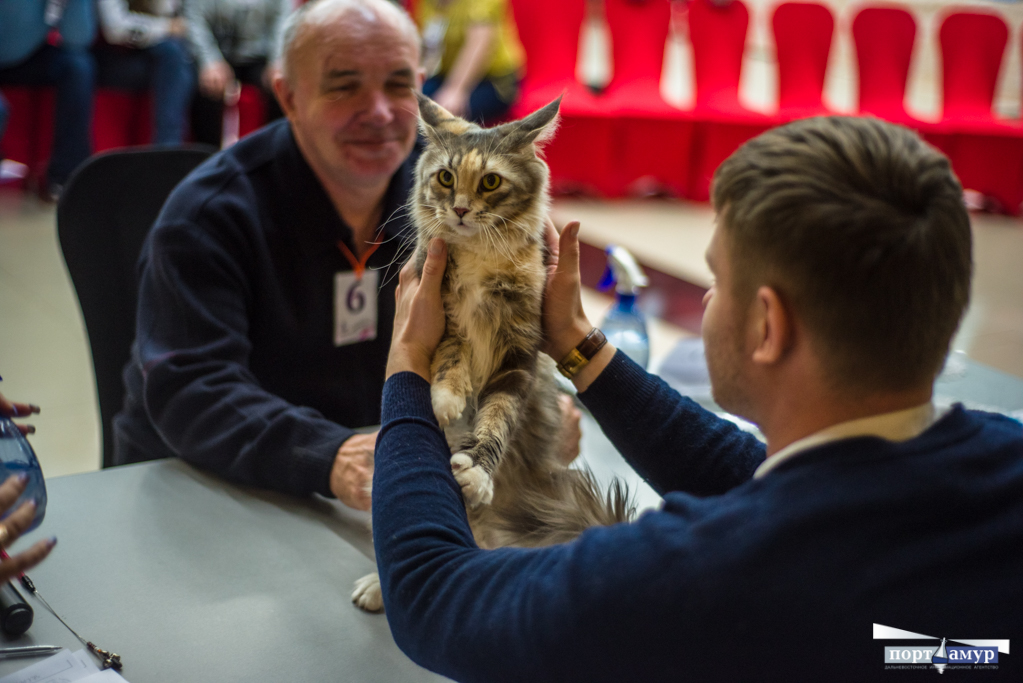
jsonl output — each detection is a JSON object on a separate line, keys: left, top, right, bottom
{"left": 95, "top": 0, "right": 196, "bottom": 145}
{"left": 0, "top": 0, "right": 96, "bottom": 200}
{"left": 414, "top": 0, "right": 524, "bottom": 126}
{"left": 187, "top": 0, "right": 291, "bottom": 147}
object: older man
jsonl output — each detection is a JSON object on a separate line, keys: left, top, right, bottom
{"left": 375, "top": 116, "right": 1023, "bottom": 681}
{"left": 114, "top": 0, "right": 423, "bottom": 509}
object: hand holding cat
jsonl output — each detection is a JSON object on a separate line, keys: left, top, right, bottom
{"left": 542, "top": 220, "right": 617, "bottom": 393}
{"left": 541, "top": 220, "right": 593, "bottom": 362}
{"left": 386, "top": 238, "right": 449, "bottom": 382}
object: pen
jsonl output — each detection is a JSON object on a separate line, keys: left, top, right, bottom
{"left": 0, "top": 645, "right": 63, "bottom": 659}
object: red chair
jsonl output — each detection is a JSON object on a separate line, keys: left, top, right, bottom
{"left": 773, "top": 2, "right": 834, "bottom": 116}
{"left": 852, "top": 6, "right": 917, "bottom": 122}
{"left": 935, "top": 11, "right": 1023, "bottom": 215}
{"left": 602, "top": 0, "right": 692, "bottom": 197}
{"left": 939, "top": 11, "right": 1009, "bottom": 123}
{"left": 510, "top": 0, "right": 612, "bottom": 195}
{"left": 511, "top": 0, "right": 594, "bottom": 113}
{"left": 93, "top": 91, "right": 153, "bottom": 152}
{"left": 689, "top": 0, "right": 753, "bottom": 114}
{"left": 686, "top": 0, "right": 772, "bottom": 201}
{"left": 0, "top": 86, "right": 55, "bottom": 191}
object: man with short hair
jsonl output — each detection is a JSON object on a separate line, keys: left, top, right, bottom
{"left": 375, "top": 116, "right": 1023, "bottom": 680}
{"left": 114, "top": 0, "right": 424, "bottom": 509}
{"left": 116, "top": 0, "right": 578, "bottom": 508}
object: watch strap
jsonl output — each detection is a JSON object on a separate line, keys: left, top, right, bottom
{"left": 556, "top": 328, "right": 608, "bottom": 379}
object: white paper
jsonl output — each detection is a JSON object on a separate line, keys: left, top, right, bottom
{"left": 333, "top": 269, "right": 379, "bottom": 346}
{"left": 75, "top": 671, "right": 126, "bottom": 683}
{"left": 0, "top": 648, "right": 100, "bottom": 683}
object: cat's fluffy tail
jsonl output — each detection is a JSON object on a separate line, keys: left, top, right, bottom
{"left": 481, "top": 468, "right": 635, "bottom": 548}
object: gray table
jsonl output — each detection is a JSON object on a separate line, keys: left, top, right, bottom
{"left": 0, "top": 460, "right": 450, "bottom": 683}
{"left": 2, "top": 347, "right": 1018, "bottom": 682}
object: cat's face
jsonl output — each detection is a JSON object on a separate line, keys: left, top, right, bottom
{"left": 413, "top": 96, "right": 561, "bottom": 249}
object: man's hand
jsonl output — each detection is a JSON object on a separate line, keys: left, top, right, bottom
{"left": 556, "top": 393, "right": 582, "bottom": 465}
{"left": 542, "top": 220, "right": 592, "bottom": 362}
{"left": 386, "top": 239, "right": 448, "bottom": 381}
{"left": 199, "top": 61, "right": 233, "bottom": 99}
{"left": 330, "top": 432, "right": 377, "bottom": 511}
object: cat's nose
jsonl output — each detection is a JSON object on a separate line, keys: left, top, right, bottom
{"left": 453, "top": 207, "right": 470, "bottom": 218}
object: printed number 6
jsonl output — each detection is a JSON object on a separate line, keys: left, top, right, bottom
{"left": 347, "top": 281, "right": 366, "bottom": 313}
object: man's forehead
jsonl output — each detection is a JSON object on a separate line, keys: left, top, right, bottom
{"left": 314, "top": 26, "right": 417, "bottom": 75}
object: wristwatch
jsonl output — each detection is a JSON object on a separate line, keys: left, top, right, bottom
{"left": 556, "top": 328, "right": 608, "bottom": 379}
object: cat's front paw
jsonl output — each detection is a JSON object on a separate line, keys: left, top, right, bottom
{"left": 450, "top": 452, "right": 494, "bottom": 508}
{"left": 432, "top": 385, "right": 466, "bottom": 428}
{"left": 352, "top": 572, "right": 384, "bottom": 613}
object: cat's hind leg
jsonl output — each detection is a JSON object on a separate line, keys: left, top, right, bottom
{"left": 454, "top": 350, "right": 535, "bottom": 508}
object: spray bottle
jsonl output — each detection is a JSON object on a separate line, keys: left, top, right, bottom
{"left": 598, "top": 246, "right": 650, "bottom": 369}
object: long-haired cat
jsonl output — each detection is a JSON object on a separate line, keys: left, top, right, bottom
{"left": 352, "top": 95, "right": 632, "bottom": 613}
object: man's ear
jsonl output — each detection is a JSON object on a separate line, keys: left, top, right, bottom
{"left": 272, "top": 73, "right": 296, "bottom": 120}
{"left": 750, "top": 286, "right": 793, "bottom": 366}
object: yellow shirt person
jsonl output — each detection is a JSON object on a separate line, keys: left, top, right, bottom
{"left": 416, "top": 0, "right": 525, "bottom": 125}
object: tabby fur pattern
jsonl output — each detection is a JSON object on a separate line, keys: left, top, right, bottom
{"left": 351, "top": 95, "right": 632, "bottom": 613}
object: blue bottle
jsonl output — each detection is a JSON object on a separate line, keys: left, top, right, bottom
{"left": 0, "top": 417, "right": 47, "bottom": 533}
{"left": 599, "top": 246, "right": 650, "bottom": 369}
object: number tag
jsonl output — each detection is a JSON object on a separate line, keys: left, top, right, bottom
{"left": 333, "top": 269, "right": 379, "bottom": 347}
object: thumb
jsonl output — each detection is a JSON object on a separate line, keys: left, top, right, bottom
{"left": 420, "top": 238, "right": 447, "bottom": 292}
{"left": 557, "top": 222, "right": 580, "bottom": 278}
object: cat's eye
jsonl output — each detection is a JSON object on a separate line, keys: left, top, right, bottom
{"left": 437, "top": 169, "right": 455, "bottom": 187}
{"left": 480, "top": 174, "right": 502, "bottom": 192}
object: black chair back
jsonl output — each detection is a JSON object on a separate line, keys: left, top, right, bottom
{"left": 57, "top": 146, "right": 214, "bottom": 468}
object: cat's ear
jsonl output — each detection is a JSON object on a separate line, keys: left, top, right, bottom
{"left": 416, "top": 91, "right": 471, "bottom": 144}
{"left": 496, "top": 96, "right": 561, "bottom": 154}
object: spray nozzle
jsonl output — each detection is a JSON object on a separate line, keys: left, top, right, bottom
{"left": 598, "top": 245, "right": 649, "bottom": 295}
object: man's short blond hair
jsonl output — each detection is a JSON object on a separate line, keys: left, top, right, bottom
{"left": 711, "top": 116, "right": 972, "bottom": 392}
{"left": 277, "top": 0, "right": 420, "bottom": 83}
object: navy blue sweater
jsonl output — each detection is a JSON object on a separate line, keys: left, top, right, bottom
{"left": 114, "top": 120, "right": 420, "bottom": 496}
{"left": 373, "top": 351, "right": 1023, "bottom": 682}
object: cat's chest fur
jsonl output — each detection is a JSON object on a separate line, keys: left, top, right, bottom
{"left": 443, "top": 242, "right": 546, "bottom": 389}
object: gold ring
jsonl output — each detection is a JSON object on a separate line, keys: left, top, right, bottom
{"left": 0, "top": 524, "right": 8, "bottom": 548}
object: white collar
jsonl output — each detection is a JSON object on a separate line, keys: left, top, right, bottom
{"left": 753, "top": 402, "right": 945, "bottom": 479}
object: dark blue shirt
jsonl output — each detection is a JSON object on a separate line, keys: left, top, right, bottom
{"left": 114, "top": 119, "right": 420, "bottom": 497}
{"left": 374, "top": 351, "right": 1023, "bottom": 682}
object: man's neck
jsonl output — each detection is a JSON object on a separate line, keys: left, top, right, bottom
{"left": 295, "top": 135, "right": 391, "bottom": 257}
{"left": 310, "top": 169, "right": 386, "bottom": 257}
{"left": 325, "top": 182, "right": 387, "bottom": 256}
{"left": 759, "top": 384, "right": 934, "bottom": 457}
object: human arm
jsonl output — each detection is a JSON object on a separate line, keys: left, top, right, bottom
{"left": 96, "top": 0, "right": 184, "bottom": 48}
{"left": 135, "top": 218, "right": 365, "bottom": 502}
{"left": 542, "top": 221, "right": 765, "bottom": 495}
{"left": 432, "top": 23, "right": 497, "bottom": 117}
{"left": 185, "top": 0, "right": 231, "bottom": 97}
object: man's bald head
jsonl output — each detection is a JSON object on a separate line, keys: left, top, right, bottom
{"left": 279, "top": 0, "right": 420, "bottom": 83}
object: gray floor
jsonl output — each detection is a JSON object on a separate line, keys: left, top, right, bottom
{"left": 1, "top": 191, "right": 1021, "bottom": 479}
